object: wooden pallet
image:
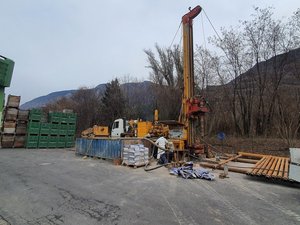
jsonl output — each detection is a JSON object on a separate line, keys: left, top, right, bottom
{"left": 122, "top": 162, "right": 146, "bottom": 169}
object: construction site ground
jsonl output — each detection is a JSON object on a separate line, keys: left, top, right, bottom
{"left": 206, "top": 136, "right": 300, "bottom": 157}
{"left": 0, "top": 149, "right": 299, "bottom": 225}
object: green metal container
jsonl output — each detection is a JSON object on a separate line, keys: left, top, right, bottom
{"left": 0, "top": 55, "right": 14, "bottom": 87}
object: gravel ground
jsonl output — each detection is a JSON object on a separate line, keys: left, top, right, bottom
{"left": 0, "top": 148, "right": 299, "bottom": 225}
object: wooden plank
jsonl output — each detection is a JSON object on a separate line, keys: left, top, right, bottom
{"left": 236, "top": 158, "right": 259, "bottom": 164}
{"left": 238, "top": 152, "right": 267, "bottom": 159}
{"left": 272, "top": 158, "right": 281, "bottom": 178}
{"left": 200, "top": 162, "right": 250, "bottom": 174}
{"left": 257, "top": 156, "right": 272, "bottom": 175}
{"left": 251, "top": 157, "right": 267, "bottom": 174}
{"left": 262, "top": 157, "right": 275, "bottom": 176}
{"left": 283, "top": 158, "right": 289, "bottom": 180}
{"left": 278, "top": 157, "right": 285, "bottom": 178}
{"left": 214, "top": 154, "right": 241, "bottom": 169}
{"left": 267, "top": 157, "right": 278, "bottom": 178}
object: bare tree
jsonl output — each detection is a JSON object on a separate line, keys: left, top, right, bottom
{"left": 144, "top": 44, "right": 183, "bottom": 119}
{"left": 211, "top": 26, "right": 254, "bottom": 136}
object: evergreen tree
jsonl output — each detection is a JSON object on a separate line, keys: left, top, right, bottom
{"left": 102, "top": 79, "right": 125, "bottom": 126}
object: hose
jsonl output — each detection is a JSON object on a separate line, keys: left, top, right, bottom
{"left": 142, "top": 138, "right": 172, "bottom": 171}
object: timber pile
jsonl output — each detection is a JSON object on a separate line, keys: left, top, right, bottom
{"left": 200, "top": 152, "right": 293, "bottom": 182}
{"left": 246, "top": 153, "right": 290, "bottom": 180}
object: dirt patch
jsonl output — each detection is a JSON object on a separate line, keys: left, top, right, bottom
{"left": 205, "top": 136, "right": 300, "bottom": 157}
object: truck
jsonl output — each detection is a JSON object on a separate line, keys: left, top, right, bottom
{"left": 81, "top": 118, "right": 153, "bottom": 138}
{"left": 111, "top": 118, "right": 152, "bottom": 138}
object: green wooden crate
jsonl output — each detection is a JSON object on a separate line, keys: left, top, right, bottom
{"left": 27, "top": 121, "right": 40, "bottom": 134}
{"left": 26, "top": 134, "right": 39, "bottom": 143}
{"left": 57, "top": 141, "right": 66, "bottom": 148}
{"left": 29, "top": 109, "right": 43, "bottom": 121}
{"left": 60, "top": 113, "right": 69, "bottom": 123}
{"left": 51, "top": 123, "right": 60, "bottom": 129}
{"left": 40, "top": 123, "right": 51, "bottom": 135}
{"left": 67, "top": 117, "right": 77, "bottom": 124}
{"left": 38, "top": 141, "right": 48, "bottom": 148}
{"left": 50, "top": 129, "right": 59, "bottom": 135}
{"left": 50, "top": 123, "right": 60, "bottom": 135}
{"left": 26, "top": 141, "right": 38, "bottom": 149}
{"left": 38, "top": 135, "right": 49, "bottom": 142}
{"left": 49, "top": 135, "right": 58, "bottom": 142}
{"left": 49, "top": 112, "right": 61, "bottom": 123}
{"left": 65, "top": 141, "right": 75, "bottom": 148}
{"left": 65, "top": 135, "right": 74, "bottom": 142}
{"left": 29, "top": 114, "right": 42, "bottom": 121}
{"left": 48, "top": 142, "right": 57, "bottom": 148}
{"left": 59, "top": 130, "right": 67, "bottom": 135}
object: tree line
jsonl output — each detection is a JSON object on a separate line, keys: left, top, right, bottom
{"left": 44, "top": 7, "right": 300, "bottom": 146}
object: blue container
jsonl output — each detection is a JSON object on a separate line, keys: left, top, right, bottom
{"left": 76, "top": 138, "right": 122, "bottom": 159}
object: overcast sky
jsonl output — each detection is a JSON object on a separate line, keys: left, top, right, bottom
{"left": 1, "top": 0, "right": 299, "bottom": 104}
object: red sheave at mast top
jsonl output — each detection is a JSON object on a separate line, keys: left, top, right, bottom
{"left": 182, "top": 5, "right": 202, "bottom": 25}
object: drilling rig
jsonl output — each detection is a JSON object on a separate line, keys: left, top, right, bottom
{"left": 180, "top": 5, "right": 209, "bottom": 152}
{"left": 169, "top": 5, "right": 210, "bottom": 161}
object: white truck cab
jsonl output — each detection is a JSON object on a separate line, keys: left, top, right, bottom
{"left": 111, "top": 118, "right": 137, "bottom": 137}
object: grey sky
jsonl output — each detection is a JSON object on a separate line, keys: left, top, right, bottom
{"left": 1, "top": 0, "right": 298, "bottom": 104}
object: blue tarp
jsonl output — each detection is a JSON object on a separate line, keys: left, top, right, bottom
{"left": 169, "top": 162, "right": 215, "bottom": 180}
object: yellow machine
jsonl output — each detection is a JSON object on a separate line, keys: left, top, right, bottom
{"left": 156, "top": 6, "right": 209, "bottom": 162}
{"left": 137, "top": 121, "right": 153, "bottom": 137}
{"left": 178, "top": 5, "right": 210, "bottom": 155}
{"left": 81, "top": 125, "right": 109, "bottom": 138}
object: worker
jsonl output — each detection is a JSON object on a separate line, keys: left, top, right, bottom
{"left": 155, "top": 136, "right": 172, "bottom": 164}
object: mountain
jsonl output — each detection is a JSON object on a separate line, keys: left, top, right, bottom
{"left": 21, "top": 90, "right": 77, "bottom": 110}
{"left": 207, "top": 47, "right": 300, "bottom": 93}
{"left": 20, "top": 81, "right": 153, "bottom": 110}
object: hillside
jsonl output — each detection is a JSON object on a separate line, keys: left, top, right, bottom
{"left": 20, "top": 82, "right": 153, "bottom": 110}
{"left": 207, "top": 47, "right": 300, "bottom": 93}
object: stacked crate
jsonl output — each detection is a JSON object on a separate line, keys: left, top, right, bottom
{"left": 26, "top": 109, "right": 42, "bottom": 148}
{"left": 1, "top": 95, "right": 28, "bottom": 148}
{"left": 48, "top": 112, "right": 76, "bottom": 148}
{"left": 15, "top": 110, "right": 29, "bottom": 147}
{"left": 25, "top": 110, "right": 76, "bottom": 149}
